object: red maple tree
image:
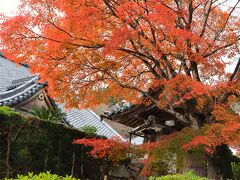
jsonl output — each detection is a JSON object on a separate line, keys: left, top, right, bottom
{"left": 0, "top": 0, "right": 240, "bottom": 177}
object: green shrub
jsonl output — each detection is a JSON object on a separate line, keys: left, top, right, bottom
{"left": 29, "top": 106, "right": 66, "bottom": 122}
{"left": 149, "top": 171, "right": 207, "bottom": 180}
{"left": 0, "top": 106, "right": 21, "bottom": 117}
{"left": 0, "top": 107, "right": 103, "bottom": 179}
{"left": 232, "top": 162, "right": 240, "bottom": 180}
{"left": 80, "top": 125, "right": 97, "bottom": 134}
{"left": 4, "top": 172, "right": 79, "bottom": 180}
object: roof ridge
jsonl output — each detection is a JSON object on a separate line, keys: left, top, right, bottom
{"left": 0, "top": 76, "right": 39, "bottom": 98}
{"left": 0, "top": 83, "right": 44, "bottom": 106}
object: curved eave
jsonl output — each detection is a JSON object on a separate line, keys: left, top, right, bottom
{"left": 0, "top": 77, "right": 46, "bottom": 106}
{"left": 107, "top": 104, "right": 182, "bottom": 129}
{"left": 107, "top": 104, "right": 147, "bottom": 127}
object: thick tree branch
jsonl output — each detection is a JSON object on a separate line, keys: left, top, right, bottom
{"left": 119, "top": 47, "right": 162, "bottom": 79}
{"left": 190, "top": 46, "right": 201, "bottom": 81}
{"left": 220, "top": 92, "right": 239, "bottom": 103}
{"left": 190, "top": 61, "right": 201, "bottom": 81}
{"left": 200, "top": 0, "right": 213, "bottom": 37}
{"left": 103, "top": 0, "right": 119, "bottom": 17}
{"left": 181, "top": 58, "right": 192, "bottom": 77}
{"left": 162, "top": 55, "right": 176, "bottom": 78}
{"left": 229, "top": 57, "right": 240, "bottom": 81}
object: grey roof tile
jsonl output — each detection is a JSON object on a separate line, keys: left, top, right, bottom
{"left": 0, "top": 76, "right": 45, "bottom": 106}
{"left": 0, "top": 56, "right": 31, "bottom": 92}
{"left": 59, "top": 104, "right": 123, "bottom": 139}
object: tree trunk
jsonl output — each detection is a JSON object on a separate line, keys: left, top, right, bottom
{"left": 210, "top": 145, "right": 234, "bottom": 180}
{"left": 71, "top": 152, "right": 75, "bottom": 177}
{"left": 80, "top": 146, "right": 84, "bottom": 179}
{"left": 6, "top": 126, "right": 12, "bottom": 178}
{"left": 57, "top": 140, "right": 61, "bottom": 174}
{"left": 189, "top": 114, "right": 199, "bottom": 129}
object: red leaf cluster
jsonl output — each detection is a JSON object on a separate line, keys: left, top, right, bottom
{"left": 73, "top": 138, "right": 133, "bottom": 163}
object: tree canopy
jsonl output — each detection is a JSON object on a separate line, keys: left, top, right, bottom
{"left": 0, "top": 0, "right": 240, "bottom": 153}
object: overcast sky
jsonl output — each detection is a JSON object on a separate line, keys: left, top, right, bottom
{"left": 0, "top": 0, "right": 19, "bottom": 15}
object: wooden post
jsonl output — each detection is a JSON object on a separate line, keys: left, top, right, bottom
{"left": 129, "top": 133, "right": 132, "bottom": 144}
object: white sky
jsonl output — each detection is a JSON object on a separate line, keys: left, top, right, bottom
{"left": 0, "top": 0, "right": 20, "bottom": 15}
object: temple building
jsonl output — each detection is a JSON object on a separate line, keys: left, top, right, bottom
{"left": 1, "top": 52, "right": 237, "bottom": 179}
{"left": 101, "top": 94, "right": 226, "bottom": 179}
{"left": 0, "top": 52, "right": 123, "bottom": 139}
{"left": 102, "top": 100, "right": 184, "bottom": 143}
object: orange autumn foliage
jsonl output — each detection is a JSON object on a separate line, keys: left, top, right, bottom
{"left": 0, "top": 0, "right": 240, "bottom": 155}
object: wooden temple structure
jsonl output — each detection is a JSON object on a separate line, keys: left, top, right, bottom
{"left": 101, "top": 101, "right": 224, "bottom": 179}
{"left": 102, "top": 102, "right": 185, "bottom": 143}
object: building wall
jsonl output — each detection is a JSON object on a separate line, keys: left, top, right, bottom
{"left": 182, "top": 153, "right": 222, "bottom": 179}
{"left": 13, "top": 89, "right": 52, "bottom": 114}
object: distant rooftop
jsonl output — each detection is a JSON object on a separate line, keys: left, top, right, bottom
{"left": 59, "top": 105, "right": 123, "bottom": 139}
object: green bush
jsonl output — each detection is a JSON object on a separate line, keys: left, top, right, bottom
{"left": 4, "top": 172, "right": 79, "bottom": 180}
{"left": 80, "top": 125, "right": 97, "bottom": 134}
{"left": 149, "top": 171, "right": 207, "bottom": 180}
{"left": 232, "top": 162, "right": 240, "bottom": 180}
{"left": 29, "top": 106, "right": 66, "bottom": 122}
{"left": 0, "top": 106, "right": 103, "bottom": 179}
{"left": 0, "top": 106, "right": 21, "bottom": 117}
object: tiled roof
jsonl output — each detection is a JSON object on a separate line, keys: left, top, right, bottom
{"left": 0, "top": 76, "right": 45, "bottom": 106}
{"left": 0, "top": 56, "right": 31, "bottom": 92}
{"left": 104, "top": 100, "right": 133, "bottom": 117}
{"left": 59, "top": 105, "right": 123, "bottom": 139}
{"left": 0, "top": 56, "right": 44, "bottom": 106}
